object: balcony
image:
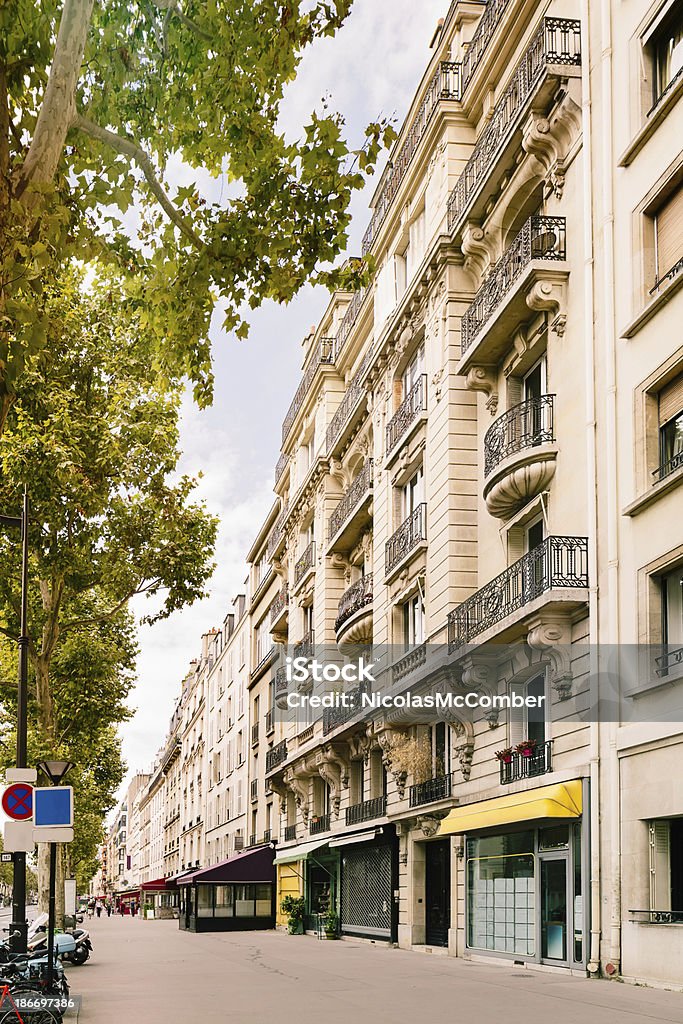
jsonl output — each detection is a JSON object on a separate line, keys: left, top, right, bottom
{"left": 499, "top": 740, "right": 553, "bottom": 784}
{"left": 297, "top": 724, "right": 315, "bottom": 746}
{"left": 655, "top": 646, "right": 683, "bottom": 678}
{"left": 293, "top": 631, "right": 314, "bottom": 662}
{"left": 310, "top": 814, "right": 330, "bottom": 835}
{"left": 294, "top": 542, "right": 315, "bottom": 589}
{"left": 459, "top": 216, "right": 567, "bottom": 371}
{"left": 267, "top": 503, "right": 288, "bottom": 560}
{"left": 266, "top": 739, "right": 288, "bottom": 773}
{"left": 251, "top": 643, "right": 276, "bottom": 680}
{"left": 386, "top": 375, "right": 427, "bottom": 458}
{"left": 335, "top": 574, "right": 373, "bottom": 647}
{"left": 653, "top": 446, "right": 683, "bottom": 484}
{"left": 282, "top": 338, "right": 335, "bottom": 444}
{"left": 284, "top": 825, "right": 297, "bottom": 842}
{"left": 386, "top": 504, "right": 427, "bottom": 578}
{"left": 251, "top": 723, "right": 259, "bottom": 747}
{"left": 270, "top": 584, "right": 288, "bottom": 631}
{"left": 274, "top": 451, "right": 289, "bottom": 487}
{"left": 323, "top": 680, "right": 371, "bottom": 736}
{"left": 326, "top": 347, "right": 375, "bottom": 456}
{"left": 265, "top": 709, "right": 275, "bottom": 735}
{"left": 409, "top": 773, "right": 453, "bottom": 808}
{"left": 333, "top": 286, "right": 369, "bottom": 363}
{"left": 483, "top": 394, "right": 557, "bottom": 519}
{"left": 274, "top": 667, "right": 289, "bottom": 710}
{"left": 448, "top": 536, "right": 588, "bottom": 651}
{"left": 328, "top": 459, "right": 373, "bottom": 553}
{"left": 346, "top": 796, "right": 386, "bottom": 826}
{"left": 460, "top": 0, "right": 514, "bottom": 92}
{"left": 251, "top": 780, "right": 258, "bottom": 802}
{"left": 392, "top": 643, "right": 426, "bottom": 684}
{"left": 448, "top": 18, "right": 582, "bottom": 238}
{"left": 248, "top": 833, "right": 258, "bottom": 848}
{"left": 362, "top": 61, "right": 461, "bottom": 255}
{"left": 262, "top": 830, "right": 272, "bottom": 843}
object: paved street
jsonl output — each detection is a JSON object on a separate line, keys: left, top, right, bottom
{"left": 71, "top": 917, "right": 683, "bottom": 1023}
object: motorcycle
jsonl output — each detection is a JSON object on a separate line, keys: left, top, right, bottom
{"left": 23, "top": 913, "right": 92, "bottom": 966}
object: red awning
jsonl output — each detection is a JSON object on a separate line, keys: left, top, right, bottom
{"left": 116, "top": 889, "right": 140, "bottom": 901}
{"left": 178, "top": 845, "right": 275, "bottom": 886}
{"left": 140, "top": 877, "right": 167, "bottom": 892}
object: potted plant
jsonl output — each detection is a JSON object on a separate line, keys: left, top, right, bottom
{"left": 515, "top": 739, "right": 538, "bottom": 758}
{"left": 281, "top": 895, "right": 305, "bottom": 935}
{"left": 143, "top": 901, "right": 154, "bottom": 920}
{"left": 323, "top": 907, "right": 338, "bottom": 940}
{"left": 494, "top": 746, "right": 513, "bottom": 764}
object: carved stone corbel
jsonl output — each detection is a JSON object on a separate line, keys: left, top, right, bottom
{"left": 416, "top": 814, "right": 446, "bottom": 838}
{"left": 320, "top": 742, "right": 350, "bottom": 789}
{"left": 283, "top": 769, "right": 310, "bottom": 824}
{"left": 461, "top": 222, "right": 493, "bottom": 283}
{"left": 329, "top": 457, "right": 350, "bottom": 490}
{"left": 268, "top": 777, "right": 289, "bottom": 816}
{"left": 316, "top": 756, "right": 342, "bottom": 817}
{"left": 525, "top": 275, "right": 566, "bottom": 321}
{"left": 465, "top": 365, "right": 498, "bottom": 415}
{"left": 449, "top": 718, "right": 475, "bottom": 782}
{"left": 460, "top": 653, "right": 502, "bottom": 729}
{"left": 526, "top": 613, "right": 574, "bottom": 700}
{"left": 347, "top": 730, "right": 371, "bottom": 762}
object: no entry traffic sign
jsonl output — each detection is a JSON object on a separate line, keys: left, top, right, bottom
{"left": 1, "top": 783, "right": 33, "bottom": 821}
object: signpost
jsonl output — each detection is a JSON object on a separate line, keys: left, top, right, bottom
{"left": 2, "top": 783, "right": 34, "bottom": 821}
{"left": 36, "top": 763, "right": 75, "bottom": 990}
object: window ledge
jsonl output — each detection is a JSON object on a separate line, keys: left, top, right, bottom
{"left": 619, "top": 74, "right": 683, "bottom": 167}
{"left": 621, "top": 270, "right": 683, "bottom": 339}
{"left": 623, "top": 463, "right": 683, "bottom": 517}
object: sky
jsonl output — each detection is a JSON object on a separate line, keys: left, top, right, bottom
{"left": 121, "top": 0, "right": 448, "bottom": 793}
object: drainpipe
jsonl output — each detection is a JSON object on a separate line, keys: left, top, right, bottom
{"left": 577, "top": 1, "right": 602, "bottom": 977}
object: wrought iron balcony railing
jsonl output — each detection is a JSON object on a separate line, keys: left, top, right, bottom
{"left": 335, "top": 574, "right": 373, "bottom": 634}
{"left": 346, "top": 796, "right": 386, "bottom": 826}
{"left": 392, "top": 643, "right": 426, "bottom": 684}
{"left": 650, "top": 255, "right": 683, "bottom": 296}
{"left": 386, "top": 375, "right": 427, "bottom": 455}
{"left": 265, "top": 709, "right": 275, "bottom": 735}
{"left": 293, "top": 631, "right": 314, "bottom": 661}
{"left": 248, "top": 834, "right": 258, "bottom": 848}
{"left": 310, "top": 813, "right": 330, "bottom": 835}
{"left": 362, "top": 61, "right": 461, "bottom": 255}
{"left": 460, "top": 0, "right": 514, "bottom": 92}
{"left": 655, "top": 646, "right": 683, "bottom": 677}
{"left": 274, "top": 451, "right": 289, "bottom": 486}
{"left": 282, "top": 338, "right": 335, "bottom": 443}
{"left": 323, "top": 680, "right": 371, "bottom": 735}
{"left": 448, "top": 18, "right": 581, "bottom": 233}
{"left": 252, "top": 644, "right": 275, "bottom": 677}
{"left": 266, "top": 739, "right": 288, "bottom": 773}
{"left": 461, "top": 216, "right": 566, "bottom": 356}
{"left": 409, "top": 773, "right": 453, "bottom": 808}
{"left": 448, "top": 536, "right": 588, "bottom": 650}
{"left": 484, "top": 394, "right": 555, "bottom": 477}
{"left": 499, "top": 740, "right": 553, "bottom": 784}
{"left": 262, "top": 830, "right": 272, "bottom": 843}
{"left": 326, "top": 346, "right": 375, "bottom": 455}
{"left": 251, "top": 723, "right": 259, "bottom": 747}
{"left": 284, "top": 825, "right": 297, "bottom": 842}
{"left": 386, "top": 504, "right": 427, "bottom": 576}
{"left": 334, "top": 286, "right": 368, "bottom": 362}
{"left": 270, "top": 584, "right": 288, "bottom": 626}
{"left": 329, "top": 459, "right": 373, "bottom": 540}
{"left": 274, "top": 667, "right": 288, "bottom": 705}
{"left": 628, "top": 909, "right": 683, "bottom": 924}
{"left": 294, "top": 542, "right": 316, "bottom": 586}
{"left": 653, "top": 446, "right": 683, "bottom": 483}
{"left": 267, "top": 503, "right": 288, "bottom": 559}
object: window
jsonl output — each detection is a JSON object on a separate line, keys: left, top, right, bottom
{"left": 430, "top": 721, "right": 450, "bottom": 777}
{"left": 401, "top": 467, "right": 424, "bottom": 520}
{"left": 406, "top": 207, "right": 426, "bottom": 281}
{"left": 303, "top": 603, "right": 314, "bottom": 638}
{"left": 255, "top": 618, "right": 271, "bottom": 668}
{"left": 509, "top": 674, "right": 548, "bottom": 749}
{"left": 662, "top": 566, "right": 683, "bottom": 646}
{"left": 403, "top": 593, "right": 424, "bottom": 647}
{"left": 649, "top": 2, "right": 683, "bottom": 106}
{"left": 658, "top": 373, "right": 683, "bottom": 479}
{"left": 402, "top": 344, "right": 425, "bottom": 399}
{"left": 652, "top": 183, "right": 683, "bottom": 292}
{"left": 649, "top": 819, "right": 683, "bottom": 916}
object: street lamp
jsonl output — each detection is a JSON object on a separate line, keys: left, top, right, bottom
{"left": 0, "top": 487, "right": 30, "bottom": 954}
{"left": 37, "top": 761, "right": 75, "bottom": 786}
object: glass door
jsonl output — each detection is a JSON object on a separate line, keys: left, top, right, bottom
{"left": 540, "top": 855, "right": 570, "bottom": 965}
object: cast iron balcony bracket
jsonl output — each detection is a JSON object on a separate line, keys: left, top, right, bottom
{"left": 448, "top": 18, "right": 582, "bottom": 235}
{"left": 461, "top": 216, "right": 567, "bottom": 357}
{"left": 386, "top": 504, "right": 427, "bottom": 577}
{"left": 335, "top": 574, "right": 374, "bottom": 635}
{"left": 328, "top": 460, "right": 374, "bottom": 542}
{"left": 484, "top": 394, "right": 555, "bottom": 478}
{"left": 448, "top": 536, "right": 588, "bottom": 650}
{"left": 386, "top": 375, "right": 428, "bottom": 456}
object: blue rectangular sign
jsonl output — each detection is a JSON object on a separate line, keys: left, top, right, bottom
{"left": 34, "top": 787, "right": 73, "bottom": 827}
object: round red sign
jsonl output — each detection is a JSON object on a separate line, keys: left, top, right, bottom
{"left": 2, "top": 783, "right": 33, "bottom": 821}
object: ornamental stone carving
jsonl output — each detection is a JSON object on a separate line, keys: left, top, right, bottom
{"left": 466, "top": 365, "right": 498, "bottom": 415}
{"left": 526, "top": 612, "right": 574, "bottom": 700}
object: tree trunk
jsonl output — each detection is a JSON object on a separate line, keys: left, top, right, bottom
{"left": 37, "top": 843, "right": 66, "bottom": 926}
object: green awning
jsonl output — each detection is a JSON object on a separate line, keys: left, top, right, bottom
{"left": 274, "top": 837, "right": 329, "bottom": 866}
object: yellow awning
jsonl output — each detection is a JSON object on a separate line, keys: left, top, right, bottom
{"left": 437, "top": 780, "right": 583, "bottom": 836}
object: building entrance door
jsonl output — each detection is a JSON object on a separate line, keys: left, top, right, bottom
{"left": 425, "top": 839, "right": 450, "bottom": 947}
{"left": 540, "top": 855, "right": 570, "bottom": 965}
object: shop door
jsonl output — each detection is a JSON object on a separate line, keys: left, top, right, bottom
{"left": 341, "top": 844, "right": 392, "bottom": 939}
{"left": 425, "top": 840, "right": 450, "bottom": 947}
{"left": 540, "top": 855, "right": 570, "bottom": 965}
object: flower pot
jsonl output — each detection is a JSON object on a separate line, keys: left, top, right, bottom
{"left": 323, "top": 931, "right": 338, "bottom": 940}
{"left": 502, "top": 755, "right": 512, "bottom": 763}
{"left": 520, "top": 749, "right": 534, "bottom": 758}
{"left": 288, "top": 920, "right": 304, "bottom": 935}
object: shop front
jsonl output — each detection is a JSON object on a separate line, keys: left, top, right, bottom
{"left": 274, "top": 838, "right": 340, "bottom": 933}
{"left": 140, "top": 877, "right": 179, "bottom": 919}
{"left": 178, "top": 845, "right": 275, "bottom": 933}
{"left": 335, "top": 826, "right": 398, "bottom": 942}
{"left": 438, "top": 780, "right": 588, "bottom": 969}
{"left": 115, "top": 888, "right": 140, "bottom": 915}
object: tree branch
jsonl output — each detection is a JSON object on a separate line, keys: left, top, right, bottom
{"left": 60, "top": 587, "right": 139, "bottom": 634}
{"left": 72, "top": 114, "right": 203, "bottom": 247}
{"left": 147, "top": 0, "right": 213, "bottom": 42}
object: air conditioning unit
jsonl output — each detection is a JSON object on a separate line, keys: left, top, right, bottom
{"left": 234, "top": 834, "right": 244, "bottom": 851}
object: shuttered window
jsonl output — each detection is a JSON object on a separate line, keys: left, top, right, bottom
{"left": 649, "top": 819, "right": 683, "bottom": 914}
{"left": 659, "top": 372, "right": 683, "bottom": 425}
{"left": 655, "top": 185, "right": 683, "bottom": 284}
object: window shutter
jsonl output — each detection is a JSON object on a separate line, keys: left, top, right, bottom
{"left": 508, "top": 683, "right": 525, "bottom": 746}
{"left": 659, "top": 372, "right": 683, "bottom": 425}
{"left": 649, "top": 820, "right": 671, "bottom": 911}
{"left": 656, "top": 186, "right": 683, "bottom": 281}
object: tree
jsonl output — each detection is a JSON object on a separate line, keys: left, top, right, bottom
{"left": 0, "top": 0, "right": 393, "bottom": 428}
{"left": 0, "top": 274, "right": 217, "bottom": 910}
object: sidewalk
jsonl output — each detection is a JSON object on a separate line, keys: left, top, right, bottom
{"left": 73, "top": 916, "right": 683, "bottom": 1024}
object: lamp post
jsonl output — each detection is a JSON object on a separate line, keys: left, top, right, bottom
{"left": 0, "top": 487, "right": 30, "bottom": 954}
{"left": 37, "top": 760, "right": 75, "bottom": 989}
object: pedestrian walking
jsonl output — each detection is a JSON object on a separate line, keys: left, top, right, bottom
{"left": 106, "top": 903, "right": 112, "bottom": 918}
{"left": 131, "top": 901, "right": 137, "bottom": 918}
{"left": 95, "top": 900, "right": 103, "bottom": 918}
